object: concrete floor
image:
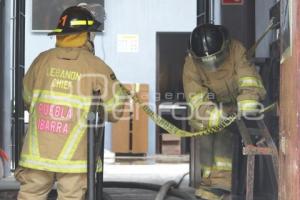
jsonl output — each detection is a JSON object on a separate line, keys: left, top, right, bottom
{"left": 105, "top": 163, "right": 189, "bottom": 184}
{"left": 0, "top": 154, "right": 196, "bottom": 200}
{"left": 102, "top": 163, "right": 193, "bottom": 199}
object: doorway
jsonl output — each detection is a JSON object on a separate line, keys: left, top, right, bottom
{"left": 156, "top": 32, "right": 191, "bottom": 155}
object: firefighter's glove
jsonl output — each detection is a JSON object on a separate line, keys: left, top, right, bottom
{"left": 238, "top": 100, "right": 260, "bottom": 117}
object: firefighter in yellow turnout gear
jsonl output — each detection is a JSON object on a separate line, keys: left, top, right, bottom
{"left": 16, "top": 6, "right": 125, "bottom": 200}
{"left": 183, "top": 24, "right": 266, "bottom": 200}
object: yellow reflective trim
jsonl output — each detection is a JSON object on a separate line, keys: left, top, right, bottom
{"left": 189, "top": 92, "right": 206, "bottom": 111}
{"left": 32, "top": 90, "right": 92, "bottom": 111}
{"left": 195, "top": 188, "right": 222, "bottom": 200}
{"left": 33, "top": 90, "right": 92, "bottom": 104}
{"left": 53, "top": 29, "right": 63, "bottom": 33}
{"left": 28, "top": 93, "right": 40, "bottom": 157}
{"left": 34, "top": 96, "right": 88, "bottom": 111}
{"left": 238, "top": 100, "right": 259, "bottom": 111}
{"left": 70, "top": 20, "right": 94, "bottom": 26}
{"left": 32, "top": 90, "right": 91, "bottom": 104}
{"left": 202, "top": 166, "right": 212, "bottom": 178}
{"left": 214, "top": 157, "right": 232, "bottom": 171}
{"left": 23, "top": 86, "right": 32, "bottom": 105}
{"left": 19, "top": 154, "right": 92, "bottom": 173}
{"left": 103, "top": 86, "right": 125, "bottom": 112}
{"left": 30, "top": 110, "right": 40, "bottom": 157}
{"left": 208, "top": 108, "right": 222, "bottom": 128}
{"left": 96, "top": 159, "right": 102, "bottom": 173}
{"left": 58, "top": 112, "right": 88, "bottom": 160}
{"left": 239, "top": 76, "right": 263, "bottom": 88}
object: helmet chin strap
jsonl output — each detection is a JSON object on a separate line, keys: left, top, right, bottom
{"left": 90, "top": 32, "right": 96, "bottom": 41}
{"left": 87, "top": 32, "right": 96, "bottom": 55}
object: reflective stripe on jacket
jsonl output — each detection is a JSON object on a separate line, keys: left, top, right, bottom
{"left": 183, "top": 40, "right": 266, "bottom": 129}
{"left": 21, "top": 47, "right": 124, "bottom": 173}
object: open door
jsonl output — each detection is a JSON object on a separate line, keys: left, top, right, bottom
{"left": 156, "top": 32, "right": 190, "bottom": 155}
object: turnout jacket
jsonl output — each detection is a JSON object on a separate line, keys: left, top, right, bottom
{"left": 183, "top": 40, "right": 266, "bottom": 129}
{"left": 21, "top": 47, "right": 124, "bottom": 173}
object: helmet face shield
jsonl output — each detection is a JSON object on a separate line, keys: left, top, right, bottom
{"left": 89, "top": 32, "right": 96, "bottom": 42}
{"left": 190, "top": 40, "right": 230, "bottom": 71}
{"left": 189, "top": 24, "right": 230, "bottom": 71}
{"left": 77, "top": 3, "right": 106, "bottom": 29}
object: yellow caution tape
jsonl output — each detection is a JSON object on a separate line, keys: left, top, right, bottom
{"left": 117, "top": 17, "right": 278, "bottom": 137}
{"left": 119, "top": 84, "right": 275, "bottom": 138}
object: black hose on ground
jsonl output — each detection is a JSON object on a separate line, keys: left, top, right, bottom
{"left": 0, "top": 178, "right": 197, "bottom": 200}
{"left": 103, "top": 192, "right": 113, "bottom": 200}
{"left": 175, "top": 172, "right": 189, "bottom": 189}
{"left": 155, "top": 181, "right": 177, "bottom": 200}
{"left": 0, "top": 182, "right": 196, "bottom": 200}
{"left": 103, "top": 181, "right": 197, "bottom": 200}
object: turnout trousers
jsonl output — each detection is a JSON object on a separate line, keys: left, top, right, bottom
{"left": 15, "top": 167, "right": 87, "bottom": 200}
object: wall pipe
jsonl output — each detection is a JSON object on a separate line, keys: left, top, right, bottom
{"left": 13, "top": 0, "right": 25, "bottom": 170}
{"left": 2, "top": 0, "right": 13, "bottom": 177}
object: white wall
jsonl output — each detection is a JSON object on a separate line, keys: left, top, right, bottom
{"left": 25, "top": 0, "right": 197, "bottom": 155}
{"left": 255, "top": 0, "right": 277, "bottom": 57}
{"left": 214, "top": 0, "right": 221, "bottom": 25}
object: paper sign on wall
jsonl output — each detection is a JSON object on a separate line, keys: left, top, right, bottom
{"left": 117, "top": 34, "right": 139, "bottom": 53}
